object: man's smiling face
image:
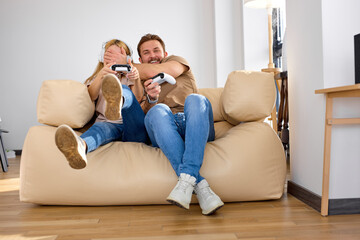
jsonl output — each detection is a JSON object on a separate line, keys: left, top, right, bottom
{"left": 139, "top": 40, "right": 168, "bottom": 64}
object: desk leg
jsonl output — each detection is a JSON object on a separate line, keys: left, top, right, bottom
{"left": 321, "top": 95, "right": 333, "bottom": 216}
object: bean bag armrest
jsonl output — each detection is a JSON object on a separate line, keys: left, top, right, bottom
{"left": 37, "top": 80, "right": 95, "bottom": 128}
{"left": 221, "top": 71, "right": 276, "bottom": 125}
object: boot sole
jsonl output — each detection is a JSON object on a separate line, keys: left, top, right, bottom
{"left": 202, "top": 202, "right": 224, "bottom": 215}
{"left": 55, "top": 125, "right": 86, "bottom": 169}
{"left": 102, "top": 75, "right": 122, "bottom": 121}
{"left": 166, "top": 198, "right": 190, "bottom": 210}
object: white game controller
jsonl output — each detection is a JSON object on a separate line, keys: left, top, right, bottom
{"left": 151, "top": 73, "right": 176, "bottom": 85}
{"left": 111, "top": 64, "right": 132, "bottom": 72}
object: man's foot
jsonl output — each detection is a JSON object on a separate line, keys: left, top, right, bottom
{"left": 167, "top": 173, "right": 196, "bottom": 210}
{"left": 194, "top": 179, "right": 224, "bottom": 215}
{"left": 55, "top": 124, "right": 87, "bottom": 169}
{"left": 101, "top": 74, "right": 123, "bottom": 121}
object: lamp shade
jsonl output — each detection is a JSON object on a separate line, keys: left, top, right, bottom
{"left": 244, "top": 0, "right": 284, "bottom": 9}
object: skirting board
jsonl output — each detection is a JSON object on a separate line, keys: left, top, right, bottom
{"left": 287, "top": 181, "right": 360, "bottom": 215}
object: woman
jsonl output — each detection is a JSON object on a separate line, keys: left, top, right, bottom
{"left": 55, "top": 39, "right": 148, "bottom": 170}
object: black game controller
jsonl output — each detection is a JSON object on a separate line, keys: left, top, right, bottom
{"left": 111, "top": 64, "right": 132, "bottom": 72}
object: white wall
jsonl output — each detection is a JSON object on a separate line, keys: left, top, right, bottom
{"left": 287, "top": 0, "right": 360, "bottom": 199}
{"left": 243, "top": 4, "right": 268, "bottom": 71}
{"left": 286, "top": 0, "right": 325, "bottom": 196}
{"left": 0, "top": 0, "right": 245, "bottom": 150}
{"left": 321, "top": 0, "right": 360, "bottom": 199}
{"left": 214, "top": 0, "right": 245, "bottom": 87}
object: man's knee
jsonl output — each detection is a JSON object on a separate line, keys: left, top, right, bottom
{"left": 185, "top": 94, "right": 210, "bottom": 112}
{"left": 145, "top": 104, "right": 171, "bottom": 126}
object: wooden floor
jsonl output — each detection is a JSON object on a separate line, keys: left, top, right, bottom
{"left": 1, "top": 157, "right": 360, "bottom": 240}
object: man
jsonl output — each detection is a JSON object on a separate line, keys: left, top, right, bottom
{"left": 135, "top": 34, "right": 224, "bottom": 215}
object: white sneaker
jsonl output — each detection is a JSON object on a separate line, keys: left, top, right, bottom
{"left": 195, "top": 179, "right": 224, "bottom": 215}
{"left": 167, "top": 173, "right": 196, "bottom": 210}
{"left": 55, "top": 124, "right": 87, "bottom": 169}
{"left": 102, "top": 74, "right": 123, "bottom": 121}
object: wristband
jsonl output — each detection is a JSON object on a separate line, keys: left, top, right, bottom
{"left": 146, "top": 94, "right": 158, "bottom": 104}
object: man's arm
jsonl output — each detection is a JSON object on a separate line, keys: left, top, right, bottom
{"left": 134, "top": 61, "right": 189, "bottom": 80}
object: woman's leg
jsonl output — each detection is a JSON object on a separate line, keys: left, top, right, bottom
{"left": 121, "top": 85, "right": 149, "bottom": 143}
{"left": 81, "top": 122, "right": 124, "bottom": 153}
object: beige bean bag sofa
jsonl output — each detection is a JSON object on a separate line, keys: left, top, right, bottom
{"left": 20, "top": 71, "right": 286, "bottom": 205}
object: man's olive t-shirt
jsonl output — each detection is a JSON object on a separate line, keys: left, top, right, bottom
{"left": 157, "top": 55, "right": 198, "bottom": 113}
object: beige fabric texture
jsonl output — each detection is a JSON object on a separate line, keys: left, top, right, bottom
{"left": 198, "top": 88, "right": 224, "bottom": 122}
{"left": 37, "top": 80, "right": 95, "bottom": 128}
{"left": 21, "top": 73, "right": 286, "bottom": 205}
{"left": 221, "top": 71, "right": 276, "bottom": 125}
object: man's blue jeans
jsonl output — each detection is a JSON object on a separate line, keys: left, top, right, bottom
{"left": 81, "top": 85, "right": 148, "bottom": 153}
{"left": 144, "top": 94, "right": 215, "bottom": 183}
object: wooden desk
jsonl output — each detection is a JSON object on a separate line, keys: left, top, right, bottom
{"left": 315, "top": 84, "right": 360, "bottom": 216}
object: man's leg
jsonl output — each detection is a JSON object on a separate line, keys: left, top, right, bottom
{"left": 144, "top": 104, "right": 184, "bottom": 174}
{"left": 145, "top": 104, "right": 197, "bottom": 209}
{"left": 179, "top": 94, "right": 215, "bottom": 182}
{"left": 181, "top": 94, "right": 224, "bottom": 215}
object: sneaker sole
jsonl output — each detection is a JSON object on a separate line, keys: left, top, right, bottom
{"left": 202, "top": 202, "right": 224, "bottom": 215}
{"left": 102, "top": 75, "right": 122, "bottom": 121}
{"left": 55, "top": 125, "right": 86, "bottom": 169}
{"left": 166, "top": 198, "right": 190, "bottom": 210}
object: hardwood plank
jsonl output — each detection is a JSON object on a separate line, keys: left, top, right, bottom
{"left": 1, "top": 156, "right": 360, "bottom": 240}
{"left": 0, "top": 235, "right": 57, "bottom": 240}
{"left": 94, "top": 233, "right": 238, "bottom": 240}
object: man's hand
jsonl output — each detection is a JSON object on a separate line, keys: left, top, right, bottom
{"left": 144, "top": 78, "right": 161, "bottom": 101}
{"left": 104, "top": 47, "right": 127, "bottom": 65}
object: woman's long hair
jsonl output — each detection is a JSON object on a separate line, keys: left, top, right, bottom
{"left": 85, "top": 39, "right": 132, "bottom": 84}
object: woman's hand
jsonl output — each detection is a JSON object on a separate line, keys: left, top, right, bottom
{"left": 126, "top": 59, "right": 139, "bottom": 81}
{"left": 98, "top": 63, "right": 117, "bottom": 80}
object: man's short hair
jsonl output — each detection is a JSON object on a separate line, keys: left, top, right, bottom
{"left": 137, "top": 34, "right": 166, "bottom": 58}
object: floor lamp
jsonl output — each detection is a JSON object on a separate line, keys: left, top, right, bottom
{"left": 244, "top": 0, "right": 285, "bottom": 132}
